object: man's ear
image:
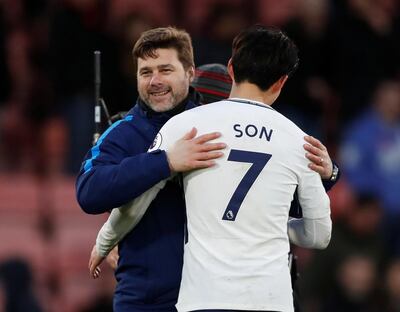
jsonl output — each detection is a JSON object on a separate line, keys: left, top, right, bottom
{"left": 188, "top": 66, "right": 195, "bottom": 83}
{"left": 271, "top": 75, "right": 288, "bottom": 93}
{"left": 227, "top": 59, "right": 234, "bottom": 81}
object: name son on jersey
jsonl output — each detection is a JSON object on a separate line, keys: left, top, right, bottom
{"left": 233, "top": 123, "right": 274, "bottom": 142}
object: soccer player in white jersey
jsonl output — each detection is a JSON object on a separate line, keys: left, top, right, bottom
{"left": 90, "top": 25, "right": 332, "bottom": 312}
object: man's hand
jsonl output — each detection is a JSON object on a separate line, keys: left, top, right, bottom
{"left": 303, "top": 135, "right": 333, "bottom": 180}
{"left": 105, "top": 246, "right": 119, "bottom": 270}
{"left": 88, "top": 245, "right": 106, "bottom": 279}
{"left": 167, "top": 127, "right": 226, "bottom": 173}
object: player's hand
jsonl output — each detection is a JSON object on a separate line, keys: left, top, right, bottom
{"left": 105, "top": 246, "right": 119, "bottom": 270}
{"left": 303, "top": 135, "right": 333, "bottom": 180}
{"left": 167, "top": 127, "right": 226, "bottom": 173}
{"left": 88, "top": 245, "right": 106, "bottom": 279}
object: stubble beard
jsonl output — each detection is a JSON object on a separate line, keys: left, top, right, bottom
{"left": 140, "top": 86, "right": 189, "bottom": 113}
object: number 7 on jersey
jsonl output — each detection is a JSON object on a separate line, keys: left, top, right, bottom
{"left": 222, "top": 149, "right": 272, "bottom": 221}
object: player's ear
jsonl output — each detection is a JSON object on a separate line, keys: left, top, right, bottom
{"left": 187, "top": 66, "right": 195, "bottom": 83}
{"left": 227, "top": 59, "right": 234, "bottom": 81}
{"left": 271, "top": 75, "right": 288, "bottom": 93}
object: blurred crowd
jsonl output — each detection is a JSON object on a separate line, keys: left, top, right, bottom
{"left": 0, "top": 0, "right": 400, "bottom": 311}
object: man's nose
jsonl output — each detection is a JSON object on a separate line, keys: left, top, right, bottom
{"left": 149, "top": 73, "right": 162, "bottom": 85}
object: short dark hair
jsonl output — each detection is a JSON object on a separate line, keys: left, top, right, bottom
{"left": 132, "top": 26, "right": 194, "bottom": 71}
{"left": 231, "top": 25, "right": 299, "bottom": 91}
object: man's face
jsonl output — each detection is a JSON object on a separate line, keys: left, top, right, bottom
{"left": 137, "top": 48, "right": 194, "bottom": 112}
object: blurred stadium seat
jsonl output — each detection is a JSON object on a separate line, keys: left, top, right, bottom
{"left": 0, "top": 173, "right": 113, "bottom": 312}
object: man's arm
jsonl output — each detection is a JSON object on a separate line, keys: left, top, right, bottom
{"left": 76, "top": 119, "right": 171, "bottom": 214}
{"left": 77, "top": 151, "right": 170, "bottom": 214}
{"left": 303, "top": 135, "right": 341, "bottom": 191}
{"left": 88, "top": 127, "right": 226, "bottom": 276}
{"left": 289, "top": 136, "right": 340, "bottom": 218}
{"left": 288, "top": 151, "right": 332, "bottom": 249}
{"left": 76, "top": 121, "right": 224, "bottom": 214}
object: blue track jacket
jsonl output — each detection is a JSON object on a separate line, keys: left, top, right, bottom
{"left": 76, "top": 92, "right": 200, "bottom": 312}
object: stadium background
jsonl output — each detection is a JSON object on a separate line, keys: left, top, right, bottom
{"left": 0, "top": 0, "right": 399, "bottom": 311}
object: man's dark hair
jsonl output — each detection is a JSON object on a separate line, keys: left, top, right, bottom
{"left": 132, "top": 26, "right": 194, "bottom": 71}
{"left": 231, "top": 25, "right": 299, "bottom": 91}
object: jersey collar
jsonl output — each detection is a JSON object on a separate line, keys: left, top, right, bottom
{"left": 227, "top": 98, "right": 275, "bottom": 110}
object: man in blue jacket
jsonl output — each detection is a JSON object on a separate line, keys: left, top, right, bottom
{"left": 77, "top": 27, "right": 227, "bottom": 312}
{"left": 77, "top": 27, "right": 339, "bottom": 312}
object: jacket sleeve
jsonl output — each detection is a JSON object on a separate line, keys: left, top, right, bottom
{"left": 76, "top": 122, "right": 171, "bottom": 214}
{"left": 321, "top": 160, "right": 341, "bottom": 191}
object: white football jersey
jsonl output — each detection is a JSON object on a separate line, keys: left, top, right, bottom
{"left": 154, "top": 98, "right": 330, "bottom": 312}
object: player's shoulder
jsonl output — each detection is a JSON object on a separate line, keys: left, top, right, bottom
{"left": 166, "top": 100, "right": 226, "bottom": 124}
{"left": 283, "top": 115, "right": 306, "bottom": 136}
{"left": 190, "top": 100, "right": 228, "bottom": 113}
{"left": 269, "top": 109, "right": 307, "bottom": 140}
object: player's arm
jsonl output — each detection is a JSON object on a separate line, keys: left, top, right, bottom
{"left": 91, "top": 128, "right": 222, "bottom": 257}
{"left": 290, "top": 136, "right": 340, "bottom": 218}
{"left": 88, "top": 126, "right": 226, "bottom": 277}
{"left": 77, "top": 122, "right": 224, "bottom": 214}
{"left": 89, "top": 180, "right": 167, "bottom": 278}
{"left": 287, "top": 216, "right": 331, "bottom": 249}
{"left": 288, "top": 153, "right": 332, "bottom": 249}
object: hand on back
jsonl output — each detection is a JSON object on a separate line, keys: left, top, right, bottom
{"left": 166, "top": 127, "right": 226, "bottom": 173}
{"left": 303, "top": 135, "right": 333, "bottom": 180}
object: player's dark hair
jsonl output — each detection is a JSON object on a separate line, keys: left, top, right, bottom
{"left": 231, "top": 25, "right": 299, "bottom": 91}
{"left": 132, "top": 26, "right": 194, "bottom": 71}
